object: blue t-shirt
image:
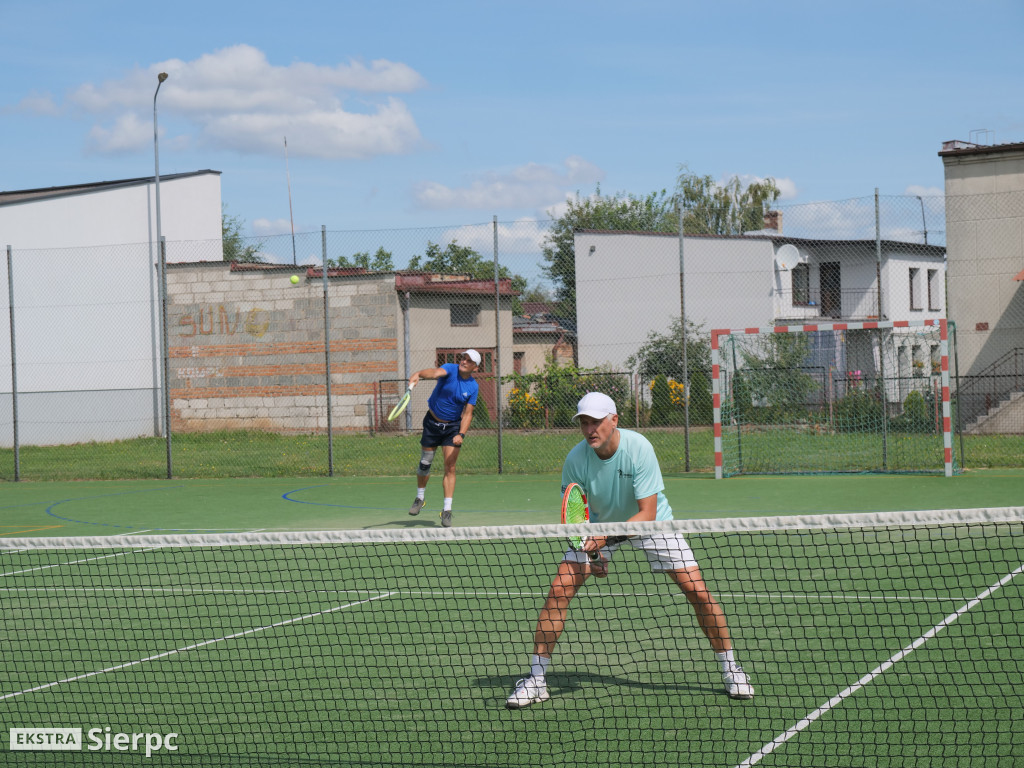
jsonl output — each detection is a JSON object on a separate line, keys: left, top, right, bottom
{"left": 561, "top": 428, "right": 673, "bottom": 523}
{"left": 427, "top": 364, "right": 479, "bottom": 421}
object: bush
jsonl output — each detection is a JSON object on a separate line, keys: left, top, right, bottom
{"left": 650, "top": 374, "right": 673, "bottom": 426}
{"left": 471, "top": 397, "right": 493, "bottom": 428}
{"left": 505, "top": 387, "right": 543, "bottom": 429}
{"left": 890, "top": 389, "right": 933, "bottom": 433}
{"left": 833, "top": 387, "right": 883, "bottom": 432}
{"left": 689, "top": 371, "right": 713, "bottom": 425}
{"left": 730, "top": 372, "right": 752, "bottom": 422}
{"left": 504, "top": 358, "right": 631, "bottom": 429}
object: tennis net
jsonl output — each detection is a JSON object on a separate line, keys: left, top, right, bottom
{"left": 2, "top": 508, "right": 1022, "bottom": 767}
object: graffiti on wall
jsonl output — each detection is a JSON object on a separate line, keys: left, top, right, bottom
{"left": 178, "top": 306, "right": 270, "bottom": 338}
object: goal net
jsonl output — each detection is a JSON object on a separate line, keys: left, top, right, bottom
{"left": 712, "top": 319, "right": 958, "bottom": 478}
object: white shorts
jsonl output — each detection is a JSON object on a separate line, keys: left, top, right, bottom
{"left": 564, "top": 532, "right": 698, "bottom": 572}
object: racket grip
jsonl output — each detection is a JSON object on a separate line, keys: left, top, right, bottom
{"left": 587, "top": 550, "right": 600, "bottom": 562}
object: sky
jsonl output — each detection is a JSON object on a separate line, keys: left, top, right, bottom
{"left": 2, "top": 0, "right": 1023, "bottom": 253}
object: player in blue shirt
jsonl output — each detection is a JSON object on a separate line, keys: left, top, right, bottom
{"left": 506, "top": 391, "right": 754, "bottom": 708}
{"left": 406, "top": 350, "right": 481, "bottom": 527}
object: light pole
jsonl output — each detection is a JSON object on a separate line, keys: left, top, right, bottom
{"left": 153, "top": 72, "right": 168, "bottom": 246}
{"left": 153, "top": 72, "right": 172, "bottom": 474}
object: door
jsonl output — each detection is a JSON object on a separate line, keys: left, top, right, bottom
{"left": 819, "top": 262, "right": 841, "bottom": 318}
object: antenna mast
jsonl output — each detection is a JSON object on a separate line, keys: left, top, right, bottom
{"left": 285, "top": 136, "right": 297, "bottom": 266}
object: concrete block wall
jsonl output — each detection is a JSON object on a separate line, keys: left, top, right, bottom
{"left": 165, "top": 262, "right": 399, "bottom": 433}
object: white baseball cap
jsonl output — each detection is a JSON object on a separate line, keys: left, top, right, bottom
{"left": 573, "top": 392, "right": 617, "bottom": 420}
{"left": 463, "top": 349, "right": 482, "bottom": 365}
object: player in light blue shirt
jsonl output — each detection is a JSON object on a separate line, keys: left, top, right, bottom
{"left": 506, "top": 392, "right": 754, "bottom": 709}
{"left": 561, "top": 427, "right": 674, "bottom": 523}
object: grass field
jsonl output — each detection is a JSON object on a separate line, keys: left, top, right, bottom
{"left": 0, "top": 427, "right": 1021, "bottom": 481}
{"left": 2, "top": 518, "right": 1022, "bottom": 766}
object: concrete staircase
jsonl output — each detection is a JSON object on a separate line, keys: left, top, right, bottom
{"left": 965, "top": 390, "right": 1024, "bottom": 434}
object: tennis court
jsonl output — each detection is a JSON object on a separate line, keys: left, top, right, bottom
{"left": 2, "top": 503, "right": 1022, "bottom": 766}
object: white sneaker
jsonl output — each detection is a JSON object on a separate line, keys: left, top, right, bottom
{"left": 505, "top": 676, "right": 549, "bottom": 709}
{"left": 723, "top": 664, "right": 755, "bottom": 700}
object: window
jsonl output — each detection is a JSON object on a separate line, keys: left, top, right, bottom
{"left": 792, "top": 264, "right": 810, "bottom": 306}
{"left": 513, "top": 351, "right": 525, "bottom": 374}
{"left": 909, "top": 268, "right": 921, "bottom": 311}
{"left": 927, "top": 269, "right": 941, "bottom": 311}
{"left": 450, "top": 303, "right": 480, "bottom": 327}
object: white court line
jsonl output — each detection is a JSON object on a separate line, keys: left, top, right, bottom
{"left": 0, "top": 591, "right": 397, "bottom": 703}
{"left": 0, "top": 549, "right": 155, "bottom": 578}
{"left": 733, "top": 562, "right": 1024, "bottom": 768}
{"left": 0, "top": 586, "right": 974, "bottom": 602}
{"left": 715, "top": 591, "right": 964, "bottom": 603}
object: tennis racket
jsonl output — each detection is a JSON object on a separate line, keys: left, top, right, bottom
{"left": 387, "top": 382, "right": 415, "bottom": 421}
{"left": 561, "top": 482, "right": 600, "bottom": 562}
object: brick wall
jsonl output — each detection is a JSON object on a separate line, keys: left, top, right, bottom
{"left": 165, "top": 262, "right": 399, "bottom": 433}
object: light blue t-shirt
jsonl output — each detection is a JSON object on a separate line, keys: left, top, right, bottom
{"left": 427, "top": 363, "right": 479, "bottom": 421}
{"left": 561, "top": 428, "right": 673, "bottom": 523}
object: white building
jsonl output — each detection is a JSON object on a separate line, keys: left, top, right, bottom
{"left": 0, "top": 171, "right": 223, "bottom": 446}
{"left": 940, "top": 138, "right": 1024, "bottom": 433}
{"left": 574, "top": 229, "right": 946, "bottom": 373}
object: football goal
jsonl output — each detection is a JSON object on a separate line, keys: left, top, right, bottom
{"left": 711, "top": 319, "right": 957, "bottom": 478}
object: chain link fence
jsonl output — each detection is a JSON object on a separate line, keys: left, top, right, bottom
{"left": 2, "top": 191, "right": 1021, "bottom": 481}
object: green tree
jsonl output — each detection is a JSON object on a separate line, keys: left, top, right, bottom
{"left": 407, "top": 240, "right": 529, "bottom": 313}
{"left": 650, "top": 374, "right": 673, "bottom": 426}
{"left": 625, "top": 316, "right": 711, "bottom": 383}
{"left": 221, "top": 208, "right": 265, "bottom": 262}
{"left": 675, "top": 165, "right": 781, "bottom": 235}
{"left": 739, "top": 334, "right": 818, "bottom": 422}
{"left": 688, "top": 370, "right": 713, "bottom": 425}
{"left": 542, "top": 185, "right": 678, "bottom": 319}
{"left": 504, "top": 357, "right": 630, "bottom": 429}
{"left": 328, "top": 247, "right": 394, "bottom": 270}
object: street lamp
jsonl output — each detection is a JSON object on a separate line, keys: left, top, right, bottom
{"left": 153, "top": 72, "right": 172, "bottom": 472}
{"left": 153, "top": 72, "right": 168, "bottom": 246}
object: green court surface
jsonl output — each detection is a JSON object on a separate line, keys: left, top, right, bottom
{"left": 2, "top": 517, "right": 1021, "bottom": 766}
{"left": 1, "top": 468, "right": 1023, "bottom": 537}
{"left": 2, "top": 472, "right": 1022, "bottom": 766}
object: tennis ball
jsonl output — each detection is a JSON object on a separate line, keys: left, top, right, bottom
{"left": 290, "top": 275, "right": 300, "bottom": 285}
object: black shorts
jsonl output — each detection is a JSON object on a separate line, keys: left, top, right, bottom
{"left": 420, "top": 412, "right": 462, "bottom": 448}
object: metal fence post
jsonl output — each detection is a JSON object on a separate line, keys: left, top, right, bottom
{"left": 159, "top": 236, "right": 172, "bottom": 479}
{"left": 493, "top": 215, "right": 503, "bottom": 474}
{"left": 322, "top": 225, "right": 334, "bottom": 476}
{"left": 7, "top": 245, "right": 19, "bottom": 481}
{"left": 678, "top": 204, "right": 691, "bottom": 472}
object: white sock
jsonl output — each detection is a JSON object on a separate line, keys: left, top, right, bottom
{"left": 416, "top": 488, "right": 425, "bottom": 501}
{"left": 443, "top": 497, "right": 453, "bottom": 512}
{"left": 531, "top": 654, "right": 550, "bottom": 680}
{"left": 716, "top": 650, "right": 736, "bottom": 673}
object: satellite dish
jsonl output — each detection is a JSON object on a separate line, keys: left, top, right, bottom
{"left": 774, "top": 244, "right": 804, "bottom": 271}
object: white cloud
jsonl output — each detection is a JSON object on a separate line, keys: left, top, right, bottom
{"left": 252, "top": 218, "right": 295, "bottom": 236}
{"left": 730, "top": 173, "right": 798, "bottom": 201}
{"left": 87, "top": 112, "right": 151, "bottom": 154}
{"left": 439, "top": 219, "right": 550, "bottom": 255}
{"left": 6, "top": 91, "right": 60, "bottom": 116}
{"left": 904, "top": 185, "right": 943, "bottom": 197}
{"left": 414, "top": 156, "right": 605, "bottom": 211}
{"left": 202, "top": 98, "right": 420, "bottom": 158}
{"left": 64, "top": 44, "right": 426, "bottom": 158}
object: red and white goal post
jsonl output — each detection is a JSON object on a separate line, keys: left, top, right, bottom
{"left": 711, "top": 319, "right": 956, "bottom": 479}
